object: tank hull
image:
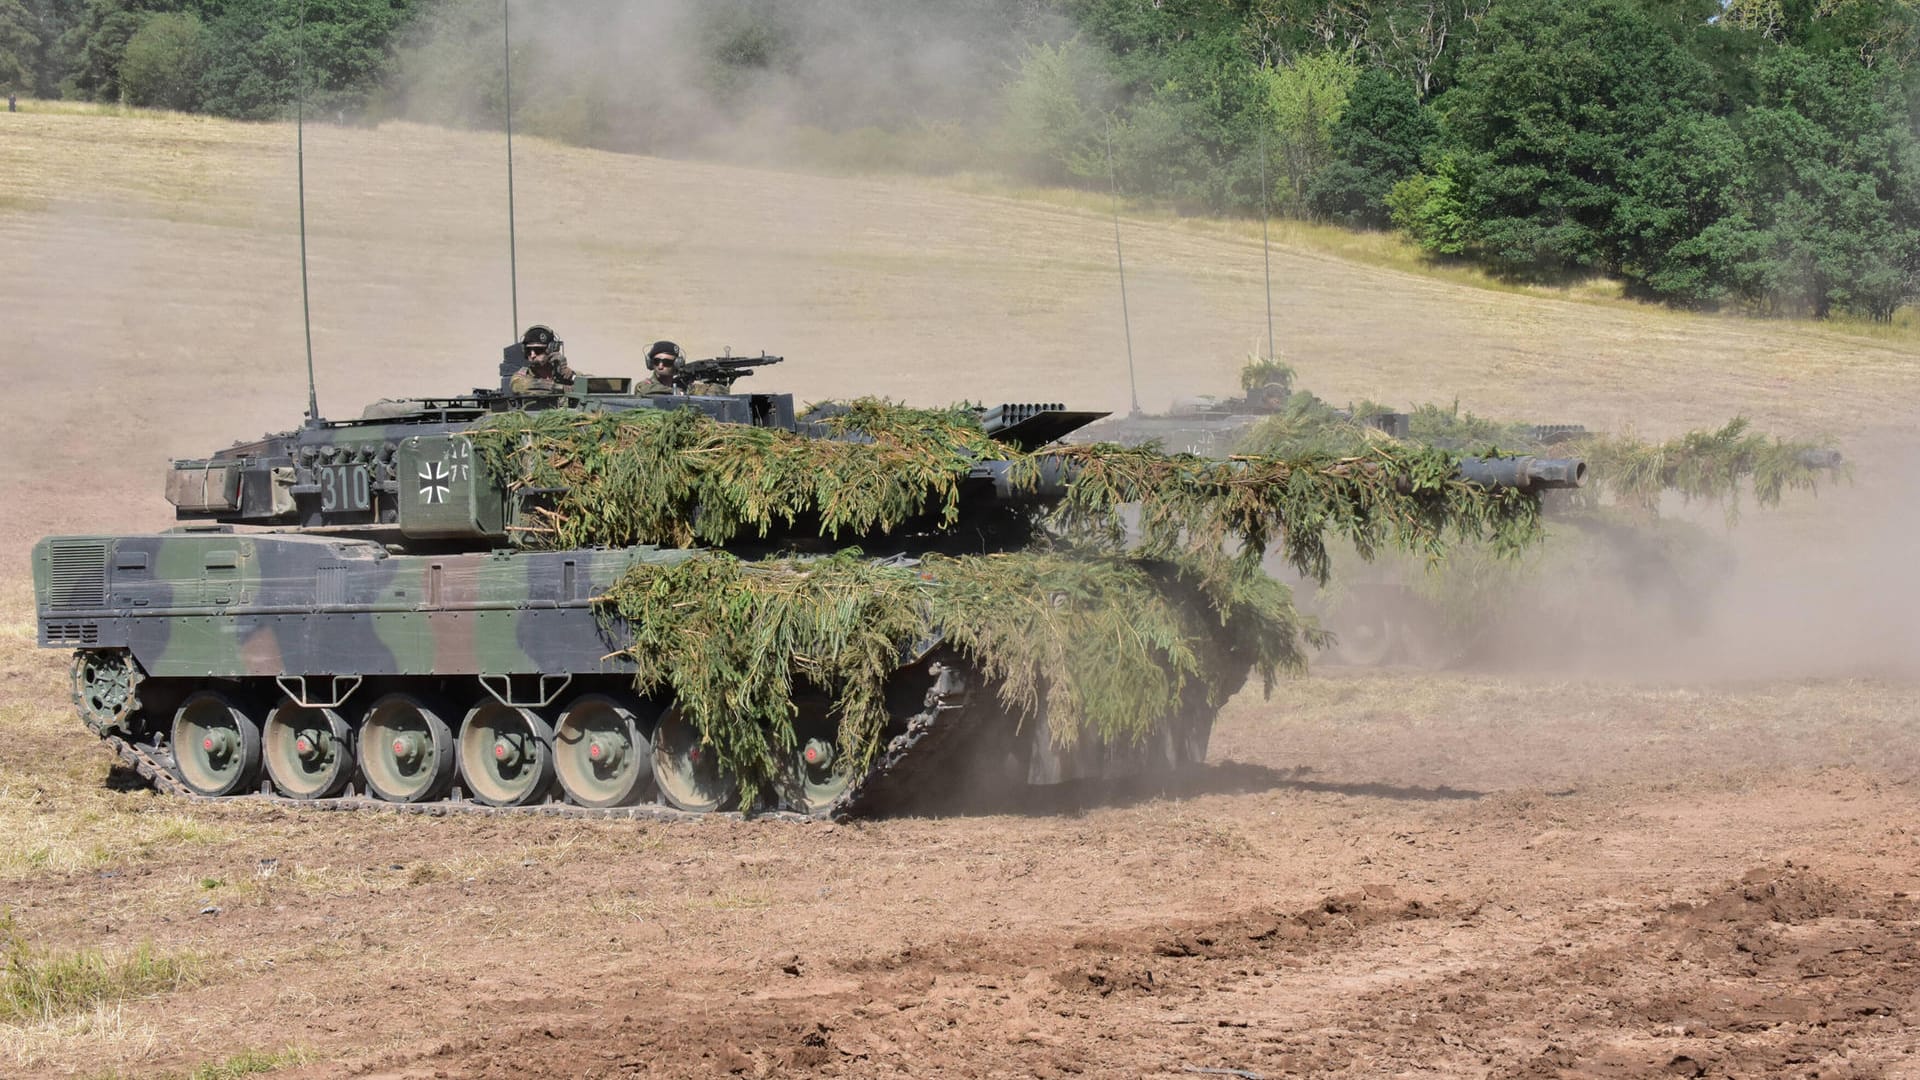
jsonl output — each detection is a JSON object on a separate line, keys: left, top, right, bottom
{"left": 36, "top": 531, "right": 1220, "bottom": 818}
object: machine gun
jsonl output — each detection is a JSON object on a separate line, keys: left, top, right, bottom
{"left": 673, "top": 352, "right": 784, "bottom": 393}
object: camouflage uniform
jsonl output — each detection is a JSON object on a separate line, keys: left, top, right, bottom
{"left": 510, "top": 353, "right": 576, "bottom": 394}
{"left": 636, "top": 372, "right": 677, "bottom": 396}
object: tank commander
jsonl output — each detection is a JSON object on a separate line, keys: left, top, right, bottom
{"left": 638, "top": 340, "right": 683, "bottom": 395}
{"left": 509, "top": 324, "right": 575, "bottom": 393}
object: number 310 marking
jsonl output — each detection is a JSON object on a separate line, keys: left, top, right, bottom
{"left": 318, "top": 463, "right": 372, "bottom": 512}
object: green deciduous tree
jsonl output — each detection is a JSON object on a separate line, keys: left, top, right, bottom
{"left": 58, "top": 0, "right": 178, "bottom": 102}
{"left": 1257, "top": 49, "right": 1360, "bottom": 213}
{"left": 197, "top": 0, "right": 415, "bottom": 120}
{"left": 118, "top": 8, "right": 205, "bottom": 109}
{"left": 1424, "top": 0, "right": 1719, "bottom": 276}
{"left": 1001, "top": 38, "right": 1114, "bottom": 185}
{"left": 1307, "top": 65, "right": 1436, "bottom": 226}
{"left": 1738, "top": 45, "right": 1920, "bottom": 318}
{"left": 0, "top": 0, "right": 39, "bottom": 90}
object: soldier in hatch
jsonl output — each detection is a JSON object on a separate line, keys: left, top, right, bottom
{"left": 510, "top": 324, "right": 576, "bottom": 393}
{"left": 638, "top": 340, "right": 682, "bottom": 396}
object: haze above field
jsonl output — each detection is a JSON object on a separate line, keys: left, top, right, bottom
{"left": 2, "top": 108, "right": 1917, "bottom": 569}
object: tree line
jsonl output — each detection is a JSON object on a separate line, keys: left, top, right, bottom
{"left": 1011, "top": 0, "right": 1920, "bottom": 320}
{"left": 7, "top": 0, "right": 1919, "bottom": 320}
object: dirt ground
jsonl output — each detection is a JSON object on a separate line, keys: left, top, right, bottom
{"left": 2, "top": 109, "right": 1919, "bottom": 1079}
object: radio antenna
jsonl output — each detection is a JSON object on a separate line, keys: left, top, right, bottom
{"left": 1259, "top": 125, "right": 1275, "bottom": 363}
{"left": 294, "top": 0, "right": 320, "bottom": 424}
{"left": 503, "top": 0, "right": 520, "bottom": 339}
{"left": 1106, "top": 125, "right": 1140, "bottom": 416}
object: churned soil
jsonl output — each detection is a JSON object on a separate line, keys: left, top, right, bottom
{"left": 6, "top": 642, "right": 1920, "bottom": 1079}
{"left": 2, "top": 109, "right": 1918, "bottom": 1079}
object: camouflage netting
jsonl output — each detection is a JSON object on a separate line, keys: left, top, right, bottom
{"left": 600, "top": 549, "right": 1309, "bottom": 805}
{"left": 469, "top": 399, "right": 1547, "bottom": 579}
{"left": 1238, "top": 394, "right": 1842, "bottom": 513}
{"left": 470, "top": 400, "right": 1550, "bottom": 803}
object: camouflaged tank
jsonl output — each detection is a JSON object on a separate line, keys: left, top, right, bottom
{"left": 34, "top": 342, "right": 1189, "bottom": 818}
{"left": 34, "top": 343, "right": 1584, "bottom": 819}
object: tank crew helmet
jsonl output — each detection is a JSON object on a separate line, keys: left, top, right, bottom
{"left": 521, "top": 324, "right": 559, "bottom": 361}
{"left": 647, "top": 340, "right": 683, "bottom": 369}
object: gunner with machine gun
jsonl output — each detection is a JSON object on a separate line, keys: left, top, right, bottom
{"left": 634, "top": 340, "right": 785, "bottom": 396}
{"left": 509, "top": 324, "right": 575, "bottom": 394}
{"left": 639, "top": 340, "right": 685, "bottom": 396}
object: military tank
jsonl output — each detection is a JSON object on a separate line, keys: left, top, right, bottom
{"left": 34, "top": 341, "right": 1585, "bottom": 819}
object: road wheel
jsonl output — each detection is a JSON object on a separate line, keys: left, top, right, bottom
{"left": 780, "top": 691, "right": 852, "bottom": 816}
{"left": 553, "top": 694, "right": 656, "bottom": 809}
{"left": 650, "top": 705, "right": 738, "bottom": 813}
{"left": 458, "top": 700, "right": 555, "bottom": 808}
{"left": 263, "top": 700, "right": 354, "bottom": 799}
{"left": 171, "top": 690, "right": 263, "bottom": 797}
{"left": 358, "top": 693, "right": 455, "bottom": 803}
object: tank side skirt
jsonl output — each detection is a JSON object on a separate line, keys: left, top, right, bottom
{"left": 41, "top": 535, "right": 646, "bottom": 678}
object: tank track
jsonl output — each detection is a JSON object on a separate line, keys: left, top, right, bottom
{"left": 92, "top": 654, "right": 997, "bottom": 822}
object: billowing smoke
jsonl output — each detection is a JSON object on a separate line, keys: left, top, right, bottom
{"left": 389, "top": 0, "right": 1066, "bottom": 170}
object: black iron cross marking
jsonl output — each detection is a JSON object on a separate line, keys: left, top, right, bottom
{"left": 419, "top": 461, "right": 451, "bottom": 504}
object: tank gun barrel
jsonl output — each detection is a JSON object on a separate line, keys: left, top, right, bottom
{"left": 1453, "top": 456, "right": 1586, "bottom": 492}
{"left": 968, "top": 453, "right": 1586, "bottom": 504}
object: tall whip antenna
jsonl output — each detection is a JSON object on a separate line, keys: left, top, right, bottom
{"left": 503, "top": 0, "right": 520, "bottom": 339}
{"left": 1107, "top": 126, "right": 1140, "bottom": 416}
{"left": 1259, "top": 125, "right": 1275, "bottom": 363}
{"left": 295, "top": 0, "right": 320, "bottom": 423}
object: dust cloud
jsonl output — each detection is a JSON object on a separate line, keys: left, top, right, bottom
{"left": 1410, "top": 437, "right": 1920, "bottom": 683}
{"left": 391, "top": 0, "right": 1065, "bottom": 169}
{"left": 1667, "top": 439, "right": 1920, "bottom": 681}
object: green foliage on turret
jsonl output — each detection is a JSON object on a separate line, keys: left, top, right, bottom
{"left": 471, "top": 399, "right": 1548, "bottom": 584}
{"left": 468, "top": 400, "right": 1017, "bottom": 550}
{"left": 471, "top": 398, "right": 1557, "bottom": 802}
{"left": 1239, "top": 358, "right": 1295, "bottom": 393}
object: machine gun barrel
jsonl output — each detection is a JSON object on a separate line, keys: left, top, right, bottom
{"left": 674, "top": 353, "right": 784, "bottom": 391}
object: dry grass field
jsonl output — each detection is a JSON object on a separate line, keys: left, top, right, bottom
{"left": 2, "top": 105, "right": 1918, "bottom": 1079}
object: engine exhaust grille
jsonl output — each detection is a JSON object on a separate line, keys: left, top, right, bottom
{"left": 44, "top": 621, "right": 100, "bottom": 645}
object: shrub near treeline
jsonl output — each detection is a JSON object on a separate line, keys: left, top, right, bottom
{"left": 9, "top": 0, "right": 1920, "bottom": 318}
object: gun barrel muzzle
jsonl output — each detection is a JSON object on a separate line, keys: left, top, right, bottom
{"left": 1454, "top": 456, "right": 1587, "bottom": 492}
